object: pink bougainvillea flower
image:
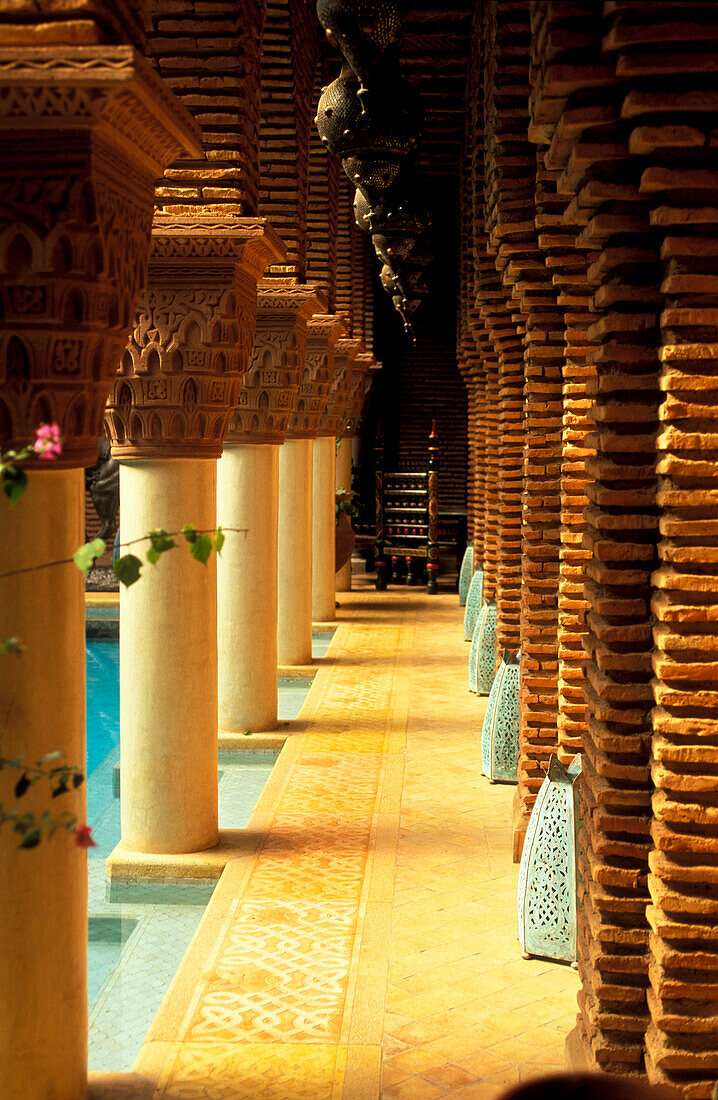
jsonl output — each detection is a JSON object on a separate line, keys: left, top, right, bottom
{"left": 33, "top": 423, "right": 63, "bottom": 460}
{"left": 73, "top": 824, "right": 97, "bottom": 849}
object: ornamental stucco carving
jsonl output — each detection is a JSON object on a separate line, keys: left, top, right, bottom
{"left": 0, "top": 47, "right": 201, "bottom": 466}
{"left": 344, "top": 351, "right": 378, "bottom": 427}
{"left": 286, "top": 314, "right": 344, "bottom": 440}
{"left": 317, "top": 335, "right": 361, "bottom": 437}
{"left": 105, "top": 217, "right": 283, "bottom": 459}
{"left": 225, "top": 279, "right": 320, "bottom": 445}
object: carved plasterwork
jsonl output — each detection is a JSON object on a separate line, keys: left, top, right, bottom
{"left": 286, "top": 313, "right": 344, "bottom": 440}
{"left": 345, "top": 352, "right": 379, "bottom": 429}
{"left": 105, "top": 217, "right": 283, "bottom": 459}
{"left": 0, "top": 46, "right": 201, "bottom": 466}
{"left": 225, "top": 278, "right": 321, "bottom": 446}
{"left": 317, "top": 335, "right": 361, "bottom": 438}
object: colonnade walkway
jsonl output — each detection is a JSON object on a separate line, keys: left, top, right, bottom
{"left": 91, "top": 581, "right": 578, "bottom": 1100}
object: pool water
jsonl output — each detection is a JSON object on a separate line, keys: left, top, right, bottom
{"left": 83, "top": 636, "right": 320, "bottom": 1072}
{"left": 86, "top": 640, "right": 119, "bottom": 775}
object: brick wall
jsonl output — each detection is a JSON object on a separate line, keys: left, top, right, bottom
{"left": 149, "top": 0, "right": 265, "bottom": 215}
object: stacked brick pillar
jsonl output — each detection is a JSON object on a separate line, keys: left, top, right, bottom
{"left": 482, "top": 1, "right": 527, "bottom": 666}
{"left": 483, "top": 1, "right": 563, "bottom": 853}
{"left": 470, "top": 6, "right": 512, "bottom": 631}
{"left": 530, "top": 0, "right": 659, "bottom": 1077}
{"left": 258, "top": 0, "right": 318, "bottom": 278}
{"left": 609, "top": 5, "right": 718, "bottom": 1094}
{"left": 527, "top": 5, "right": 595, "bottom": 773}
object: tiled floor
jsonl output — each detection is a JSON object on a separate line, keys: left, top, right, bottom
{"left": 380, "top": 592, "right": 578, "bottom": 1099}
{"left": 87, "top": 749, "right": 280, "bottom": 1072}
{"left": 90, "top": 584, "right": 578, "bottom": 1099}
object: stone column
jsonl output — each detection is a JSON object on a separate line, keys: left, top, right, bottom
{"left": 0, "top": 22, "right": 199, "bottom": 1098}
{"left": 278, "top": 436, "right": 315, "bottom": 664}
{"left": 119, "top": 458, "right": 218, "bottom": 852}
{"left": 278, "top": 312, "right": 339, "bottom": 662}
{"left": 335, "top": 434, "right": 353, "bottom": 591}
{"left": 313, "top": 332, "right": 357, "bottom": 613}
{"left": 218, "top": 443, "right": 279, "bottom": 732}
{"left": 105, "top": 218, "right": 279, "bottom": 858}
{"left": 0, "top": 471, "right": 86, "bottom": 1100}
{"left": 312, "top": 434, "right": 337, "bottom": 621}
{"left": 218, "top": 279, "right": 317, "bottom": 735}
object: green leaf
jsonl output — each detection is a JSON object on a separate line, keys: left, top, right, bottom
{"left": 113, "top": 554, "right": 143, "bottom": 588}
{"left": 73, "top": 538, "right": 105, "bottom": 575}
{"left": 244, "top": 729, "right": 252, "bottom": 737}
{"left": 214, "top": 527, "right": 225, "bottom": 555}
{"left": 146, "top": 547, "right": 160, "bottom": 565}
{"left": 190, "top": 534, "right": 213, "bottom": 565}
{"left": 149, "top": 528, "right": 176, "bottom": 554}
{"left": 2, "top": 466, "right": 28, "bottom": 507}
{"left": 1, "top": 637, "right": 24, "bottom": 656}
{"left": 2, "top": 756, "right": 25, "bottom": 768}
{"left": 181, "top": 523, "right": 197, "bottom": 544}
{"left": 14, "top": 774, "right": 31, "bottom": 799}
{"left": 19, "top": 829, "right": 40, "bottom": 849}
{"left": 40, "top": 751, "right": 62, "bottom": 762}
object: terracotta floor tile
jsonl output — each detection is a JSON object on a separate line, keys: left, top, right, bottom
{"left": 421, "top": 1064, "right": 482, "bottom": 1090}
{"left": 450, "top": 1083, "right": 504, "bottom": 1100}
{"left": 381, "top": 1074, "right": 447, "bottom": 1100}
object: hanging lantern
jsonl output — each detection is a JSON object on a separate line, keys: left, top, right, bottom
{"left": 354, "top": 163, "right": 430, "bottom": 237}
{"left": 380, "top": 262, "right": 400, "bottom": 293}
{"left": 517, "top": 754, "right": 582, "bottom": 965}
{"left": 470, "top": 598, "right": 497, "bottom": 694}
{"left": 316, "top": 66, "right": 422, "bottom": 200}
{"left": 481, "top": 649, "right": 520, "bottom": 783}
{"left": 372, "top": 229, "right": 417, "bottom": 271}
{"left": 316, "top": 0, "right": 401, "bottom": 90}
{"left": 459, "top": 545, "right": 474, "bottom": 607}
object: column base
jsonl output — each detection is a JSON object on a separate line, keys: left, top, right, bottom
{"left": 105, "top": 833, "right": 258, "bottom": 888}
{"left": 218, "top": 728, "right": 290, "bottom": 751}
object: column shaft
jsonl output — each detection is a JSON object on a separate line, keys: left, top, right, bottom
{"left": 312, "top": 436, "right": 337, "bottom": 621}
{"left": 278, "top": 438, "right": 314, "bottom": 664}
{"left": 336, "top": 436, "right": 353, "bottom": 592}
{"left": 218, "top": 443, "right": 279, "bottom": 733}
{"left": 0, "top": 470, "right": 87, "bottom": 1100}
{"left": 119, "top": 459, "right": 218, "bottom": 854}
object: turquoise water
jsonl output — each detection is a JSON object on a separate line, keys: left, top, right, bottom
{"left": 83, "top": 641, "right": 292, "bottom": 1071}
{"left": 86, "top": 640, "right": 120, "bottom": 776}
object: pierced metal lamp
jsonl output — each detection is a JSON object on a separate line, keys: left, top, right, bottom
{"left": 458, "top": 545, "right": 474, "bottom": 606}
{"left": 463, "top": 566, "right": 484, "bottom": 641}
{"left": 517, "top": 754, "right": 582, "bottom": 965}
{"left": 481, "top": 649, "right": 520, "bottom": 782}
{"left": 470, "top": 599, "right": 496, "bottom": 694}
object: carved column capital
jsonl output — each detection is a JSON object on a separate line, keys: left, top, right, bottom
{"left": 224, "top": 277, "right": 321, "bottom": 446}
{"left": 316, "top": 336, "right": 362, "bottom": 438}
{"left": 345, "top": 352, "right": 380, "bottom": 432}
{"left": 105, "top": 217, "right": 284, "bottom": 460}
{"left": 286, "top": 313, "right": 345, "bottom": 440}
{"left": 0, "top": 46, "right": 201, "bottom": 466}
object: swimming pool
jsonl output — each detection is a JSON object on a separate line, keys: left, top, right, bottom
{"left": 84, "top": 638, "right": 312, "bottom": 1071}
